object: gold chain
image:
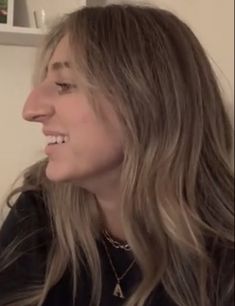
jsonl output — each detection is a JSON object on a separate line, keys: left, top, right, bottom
{"left": 103, "top": 230, "right": 131, "bottom": 251}
{"left": 101, "top": 239, "right": 136, "bottom": 299}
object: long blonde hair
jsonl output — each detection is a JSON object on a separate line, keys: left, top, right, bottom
{"left": 1, "top": 4, "right": 234, "bottom": 306}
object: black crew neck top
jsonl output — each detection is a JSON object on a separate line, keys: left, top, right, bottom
{"left": 0, "top": 191, "right": 176, "bottom": 306}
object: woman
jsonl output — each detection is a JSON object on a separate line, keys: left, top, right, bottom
{"left": 0, "top": 4, "right": 234, "bottom": 306}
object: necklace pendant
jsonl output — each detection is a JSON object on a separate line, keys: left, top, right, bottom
{"left": 113, "top": 283, "right": 125, "bottom": 299}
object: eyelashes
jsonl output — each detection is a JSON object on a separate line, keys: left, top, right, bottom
{"left": 55, "top": 82, "right": 77, "bottom": 94}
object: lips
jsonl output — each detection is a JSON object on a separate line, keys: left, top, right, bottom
{"left": 43, "top": 129, "right": 68, "bottom": 136}
{"left": 43, "top": 129, "right": 69, "bottom": 156}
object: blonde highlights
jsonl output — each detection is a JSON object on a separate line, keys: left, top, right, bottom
{"left": 1, "top": 4, "right": 234, "bottom": 306}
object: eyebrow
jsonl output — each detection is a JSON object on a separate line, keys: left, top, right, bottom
{"left": 47, "top": 61, "right": 71, "bottom": 73}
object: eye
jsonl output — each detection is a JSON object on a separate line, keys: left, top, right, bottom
{"left": 55, "top": 82, "right": 77, "bottom": 94}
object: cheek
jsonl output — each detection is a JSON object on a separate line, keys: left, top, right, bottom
{"left": 56, "top": 97, "right": 95, "bottom": 130}
{"left": 73, "top": 113, "right": 123, "bottom": 158}
{"left": 47, "top": 101, "right": 124, "bottom": 182}
{"left": 58, "top": 98, "right": 124, "bottom": 154}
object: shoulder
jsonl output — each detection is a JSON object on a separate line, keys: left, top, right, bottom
{"left": 0, "top": 190, "right": 51, "bottom": 299}
{"left": 0, "top": 190, "right": 50, "bottom": 249}
{"left": 8, "top": 190, "right": 46, "bottom": 216}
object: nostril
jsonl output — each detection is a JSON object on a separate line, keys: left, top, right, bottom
{"left": 31, "top": 114, "right": 43, "bottom": 121}
{"left": 29, "top": 114, "right": 47, "bottom": 122}
{"left": 22, "top": 110, "right": 45, "bottom": 122}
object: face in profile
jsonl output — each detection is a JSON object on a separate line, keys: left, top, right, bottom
{"left": 22, "top": 36, "right": 124, "bottom": 186}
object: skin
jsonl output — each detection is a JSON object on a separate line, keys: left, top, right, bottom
{"left": 22, "top": 35, "right": 126, "bottom": 240}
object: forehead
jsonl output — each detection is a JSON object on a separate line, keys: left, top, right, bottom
{"left": 48, "top": 35, "right": 72, "bottom": 70}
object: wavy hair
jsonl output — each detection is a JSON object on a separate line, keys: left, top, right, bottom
{"left": 0, "top": 4, "right": 234, "bottom": 306}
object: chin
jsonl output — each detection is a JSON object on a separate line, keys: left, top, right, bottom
{"left": 45, "top": 160, "right": 92, "bottom": 184}
{"left": 45, "top": 161, "right": 76, "bottom": 182}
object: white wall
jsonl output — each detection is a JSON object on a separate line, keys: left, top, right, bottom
{"left": 0, "top": 46, "right": 43, "bottom": 203}
{"left": 0, "top": 0, "right": 234, "bottom": 204}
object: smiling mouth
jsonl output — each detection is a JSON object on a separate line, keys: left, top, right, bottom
{"left": 47, "top": 135, "right": 69, "bottom": 145}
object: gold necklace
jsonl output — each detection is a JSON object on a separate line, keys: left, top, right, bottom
{"left": 102, "top": 239, "right": 135, "bottom": 299}
{"left": 103, "top": 230, "right": 131, "bottom": 251}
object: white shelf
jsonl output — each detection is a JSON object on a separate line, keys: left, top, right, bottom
{"left": 0, "top": 0, "right": 106, "bottom": 47}
{"left": 0, "top": 24, "right": 45, "bottom": 47}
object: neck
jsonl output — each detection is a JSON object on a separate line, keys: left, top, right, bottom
{"left": 80, "top": 165, "right": 126, "bottom": 241}
{"left": 96, "top": 193, "right": 126, "bottom": 242}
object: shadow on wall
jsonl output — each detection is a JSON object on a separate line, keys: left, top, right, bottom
{"left": 87, "top": 0, "right": 106, "bottom": 6}
{"left": 14, "top": 0, "right": 31, "bottom": 27}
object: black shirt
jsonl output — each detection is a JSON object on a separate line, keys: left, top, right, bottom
{"left": 0, "top": 191, "right": 176, "bottom": 306}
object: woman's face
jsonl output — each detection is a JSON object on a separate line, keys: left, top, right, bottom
{"left": 22, "top": 36, "right": 124, "bottom": 184}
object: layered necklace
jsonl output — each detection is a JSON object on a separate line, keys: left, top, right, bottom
{"left": 102, "top": 230, "right": 136, "bottom": 299}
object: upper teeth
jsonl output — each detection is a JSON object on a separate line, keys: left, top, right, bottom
{"left": 47, "top": 135, "right": 69, "bottom": 145}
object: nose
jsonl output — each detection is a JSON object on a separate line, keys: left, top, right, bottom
{"left": 22, "top": 85, "right": 54, "bottom": 123}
